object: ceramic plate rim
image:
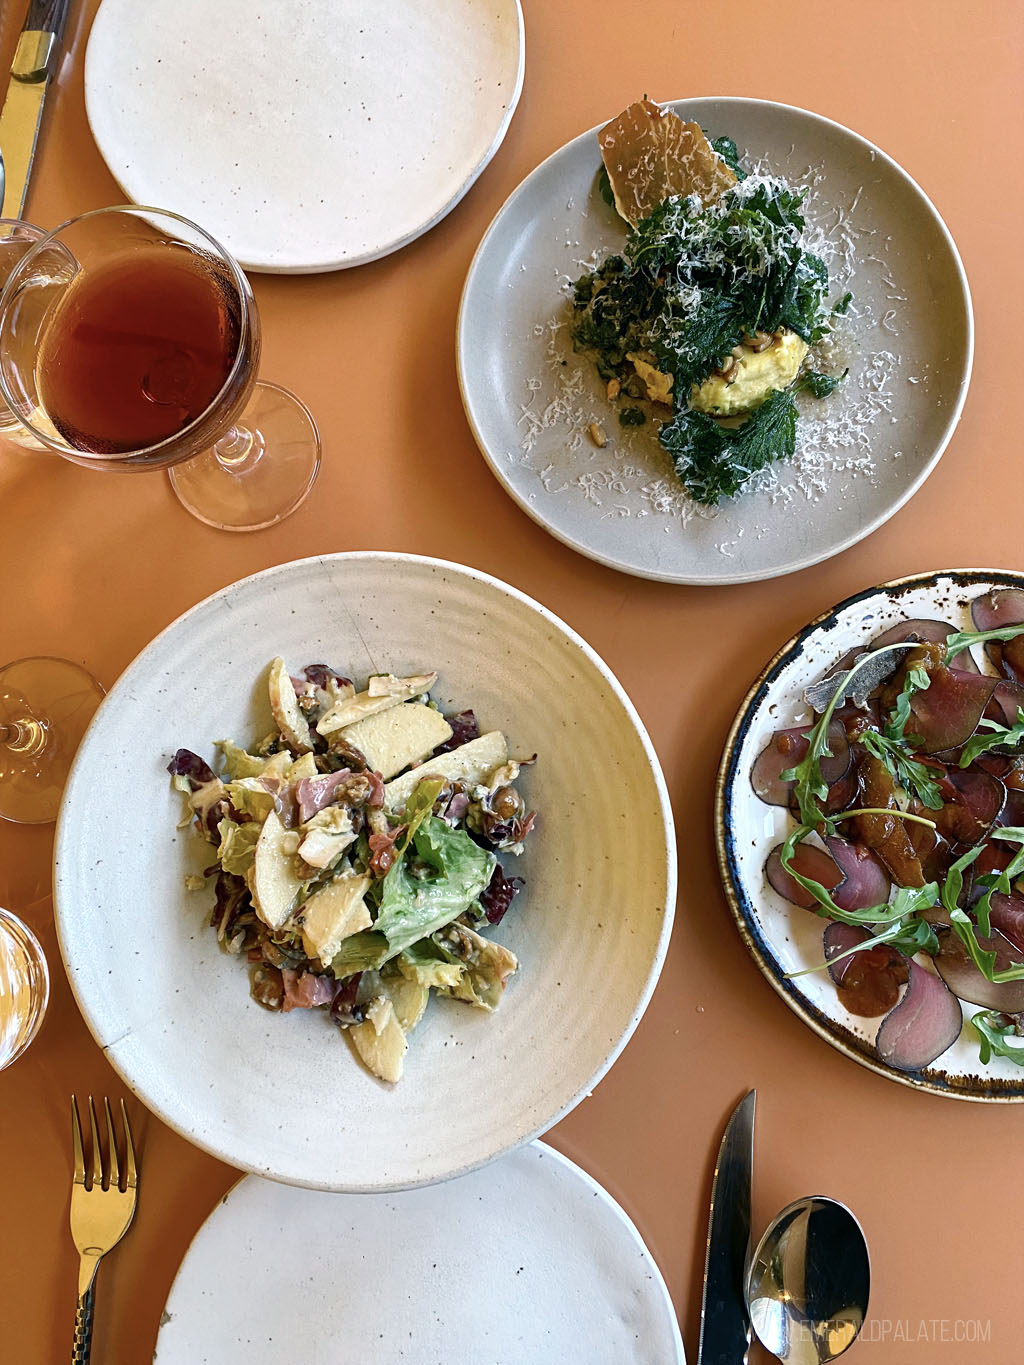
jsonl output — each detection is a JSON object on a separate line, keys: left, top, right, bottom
{"left": 715, "top": 567, "right": 1024, "bottom": 1102}
{"left": 457, "top": 95, "right": 974, "bottom": 585}
{"left": 154, "top": 1142, "right": 686, "bottom": 1363}
{"left": 53, "top": 551, "right": 678, "bottom": 1187}
{"left": 83, "top": 0, "right": 526, "bottom": 274}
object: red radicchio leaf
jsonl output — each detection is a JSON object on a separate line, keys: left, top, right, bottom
{"left": 434, "top": 710, "right": 480, "bottom": 754}
{"left": 167, "top": 748, "right": 217, "bottom": 788}
{"left": 479, "top": 863, "right": 524, "bottom": 925}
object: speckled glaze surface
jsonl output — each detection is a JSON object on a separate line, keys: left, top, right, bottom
{"left": 716, "top": 569, "right": 1024, "bottom": 1101}
{"left": 83, "top": 0, "right": 525, "bottom": 272}
{"left": 53, "top": 553, "right": 676, "bottom": 1189}
{"left": 153, "top": 1143, "right": 685, "bottom": 1363}
{"left": 458, "top": 97, "right": 972, "bottom": 584}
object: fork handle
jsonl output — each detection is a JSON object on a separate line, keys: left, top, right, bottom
{"left": 72, "top": 1288, "right": 94, "bottom": 1364}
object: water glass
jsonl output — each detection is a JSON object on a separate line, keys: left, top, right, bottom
{"left": 0, "top": 906, "right": 49, "bottom": 1069}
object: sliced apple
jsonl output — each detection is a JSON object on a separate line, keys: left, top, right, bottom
{"left": 299, "top": 871, "right": 371, "bottom": 964}
{"left": 250, "top": 809, "right": 306, "bottom": 930}
{"left": 297, "top": 807, "right": 356, "bottom": 870}
{"left": 341, "top": 703, "right": 452, "bottom": 780}
{"left": 268, "top": 657, "right": 313, "bottom": 752}
{"left": 383, "top": 730, "right": 508, "bottom": 813}
{"left": 349, "top": 996, "right": 407, "bottom": 1083}
{"left": 382, "top": 973, "right": 429, "bottom": 1033}
{"left": 316, "top": 672, "right": 438, "bottom": 735}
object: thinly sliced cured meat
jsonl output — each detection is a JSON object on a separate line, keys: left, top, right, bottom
{"left": 932, "top": 922, "right": 1024, "bottom": 1011}
{"left": 824, "top": 922, "right": 909, "bottom": 1016}
{"left": 875, "top": 961, "right": 962, "bottom": 1070}
{"left": 907, "top": 667, "right": 997, "bottom": 753}
{"left": 869, "top": 618, "right": 979, "bottom": 672}
{"left": 751, "top": 719, "right": 850, "bottom": 806}
{"left": 971, "top": 589, "right": 1024, "bottom": 683}
{"left": 932, "top": 768, "right": 1006, "bottom": 847}
{"left": 765, "top": 842, "right": 843, "bottom": 908}
{"left": 824, "top": 836, "right": 891, "bottom": 911}
{"left": 989, "top": 893, "right": 1024, "bottom": 956}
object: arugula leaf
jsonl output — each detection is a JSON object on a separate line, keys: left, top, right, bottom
{"left": 778, "top": 824, "right": 937, "bottom": 926}
{"left": 859, "top": 729, "right": 943, "bottom": 810}
{"left": 958, "top": 708, "right": 1024, "bottom": 768}
{"left": 943, "top": 621, "right": 1024, "bottom": 661}
{"left": 780, "top": 643, "right": 923, "bottom": 828}
{"left": 886, "top": 664, "right": 931, "bottom": 742}
{"left": 972, "top": 1010, "right": 1024, "bottom": 1067}
{"left": 942, "top": 831, "right": 1024, "bottom": 982}
{"left": 660, "top": 386, "right": 799, "bottom": 506}
{"left": 787, "top": 914, "right": 938, "bottom": 979}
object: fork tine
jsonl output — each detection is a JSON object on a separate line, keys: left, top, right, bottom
{"left": 70, "top": 1095, "right": 86, "bottom": 1185}
{"left": 121, "top": 1099, "right": 137, "bottom": 1190}
{"left": 104, "top": 1097, "right": 121, "bottom": 1190}
{"left": 87, "top": 1095, "right": 104, "bottom": 1190}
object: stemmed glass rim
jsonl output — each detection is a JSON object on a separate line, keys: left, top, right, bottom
{"left": 0, "top": 202, "right": 254, "bottom": 462}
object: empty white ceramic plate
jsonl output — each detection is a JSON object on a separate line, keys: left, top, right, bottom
{"left": 54, "top": 553, "right": 676, "bottom": 1188}
{"left": 458, "top": 98, "right": 973, "bottom": 584}
{"left": 716, "top": 569, "right": 1024, "bottom": 1101}
{"left": 154, "top": 1143, "right": 685, "bottom": 1364}
{"left": 84, "top": 0, "right": 524, "bottom": 272}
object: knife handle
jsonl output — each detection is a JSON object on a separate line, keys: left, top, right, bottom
{"left": 12, "top": 0, "right": 67, "bottom": 81}
{"left": 23, "top": 0, "right": 69, "bottom": 40}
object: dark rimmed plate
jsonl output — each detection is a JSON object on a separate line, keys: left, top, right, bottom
{"left": 716, "top": 569, "right": 1024, "bottom": 1101}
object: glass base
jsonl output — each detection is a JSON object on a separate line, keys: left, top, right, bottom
{"left": 0, "top": 657, "right": 105, "bottom": 824}
{"left": 0, "top": 906, "right": 49, "bottom": 1069}
{"left": 168, "top": 381, "right": 321, "bottom": 531}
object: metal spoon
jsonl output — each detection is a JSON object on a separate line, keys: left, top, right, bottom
{"left": 744, "top": 1196, "right": 870, "bottom": 1364}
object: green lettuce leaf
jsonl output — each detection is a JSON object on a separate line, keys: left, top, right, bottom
{"left": 216, "top": 740, "right": 268, "bottom": 780}
{"left": 374, "top": 816, "right": 495, "bottom": 958}
{"left": 215, "top": 818, "right": 261, "bottom": 877}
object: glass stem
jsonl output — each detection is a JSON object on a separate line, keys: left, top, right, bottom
{"left": 0, "top": 717, "right": 49, "bottom": 757}
{"left": 213, "top": 423, "right": 265, "bottom": 474}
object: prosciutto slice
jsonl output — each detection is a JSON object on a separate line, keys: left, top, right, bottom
{"left": 869, "top": 618, "right": 979, "bottom": 672}
{"left": 932, "top": 921, "right": 1024, "bottom": 1012}
{"left": 971, "top": 588, "right": 1024, "bottom": 683}
{"left": 824, "top": 836, "right": 892, "bottom": 910}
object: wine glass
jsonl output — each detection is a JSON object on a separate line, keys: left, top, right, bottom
{"left": 0, "top": 905, "right": 49, "bottom": 1068}
{"left": 0, "top": 219, "right": 49, "bottom": 450}
{"left": 0, "top": 656, "right": 105, "bottom": 824}
{"left": 0, "top": 205, "right": 320, "bottom": 531}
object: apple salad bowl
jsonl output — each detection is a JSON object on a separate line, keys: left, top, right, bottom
{"left": 53, "top": 553, "right": 676, "bottom": 1191}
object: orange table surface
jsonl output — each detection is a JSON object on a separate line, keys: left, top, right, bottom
{"left": 2, "top": 2, "right": 1022, "bottom": 1362}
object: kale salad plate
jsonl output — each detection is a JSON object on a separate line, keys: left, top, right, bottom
{"left": 458, "top": 97, "right": 972, "bottom": 584}
{"left": 717, "top": 570, "right": 1024, "bottom": 1100}
{"left": 54, "top": 554, "right": 676, "bottom": 1189}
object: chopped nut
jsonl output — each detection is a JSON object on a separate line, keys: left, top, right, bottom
{"left": 605, "top": 378, "right": 620, "bottom": 399}
{"left": 588, "top": 422, "right": 607, "bottom": 448}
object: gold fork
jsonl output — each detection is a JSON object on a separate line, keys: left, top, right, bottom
{"left": 70, "top": 1096, "right": 138, "bottom": 1364}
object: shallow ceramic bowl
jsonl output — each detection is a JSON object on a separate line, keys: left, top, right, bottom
{"left": 458, "top": 97, "right": 972, "bottom": 584}
{"left": 717, "top": 568, "right": 1024, "bottom": 1101}
{"left": 55, "top": 553, "right": 676, "bottom": 1189}
{"left": 154, "top": 1144, "right": 684, "bottom": 1363}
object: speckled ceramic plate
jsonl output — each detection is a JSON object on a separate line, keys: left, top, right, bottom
{"left": 54, "top": 553, "right": 676, "bottom": 1189}
{"left": 84, "top": 0, "right": 524, "bottom": 272}
{"left": 458, "top": 98, "right": 973, "bottom": 584}
{"left": 153, "top": 1144, "right": 685, "bottom": 1364}
{"left": 717, "top": 569, "right": 1024, "bottom": 1101}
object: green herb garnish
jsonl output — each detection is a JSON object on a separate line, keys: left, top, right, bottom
{"left": 957, "top": 709, "right": 1024, "bottom": 768}
{"left": 709, "top": 134, "right": 745, "bottom": 179}
{"left": 943, "top": 621, "right": 1024, "bottom": 660}
{"left": 832, "top": 291, "right": 853, "bottom": 315}
{"left": 972, "top": 1010, "right": 1024, "bottom": 1066}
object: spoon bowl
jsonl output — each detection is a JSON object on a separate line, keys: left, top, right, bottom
{"left": 745, "top": 1196, "right": 870, "bottom": 1364}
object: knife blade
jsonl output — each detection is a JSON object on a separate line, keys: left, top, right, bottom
{"left": 0, "top": 0, "right": 69, "bottom": 220}
{"left": 697, "top": 1089, "right": 756, "bottom": 1364}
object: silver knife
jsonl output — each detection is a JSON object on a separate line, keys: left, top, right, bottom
{"left": 697, "top": 1089, "right": 756, "bottom": 1364}
{"left": 0, "top": 0, "right": 69, "bottom": 219}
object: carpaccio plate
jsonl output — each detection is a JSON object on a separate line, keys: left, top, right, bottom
{"left": 717, "top": 569, "right": 1024, "bottom": 1101}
